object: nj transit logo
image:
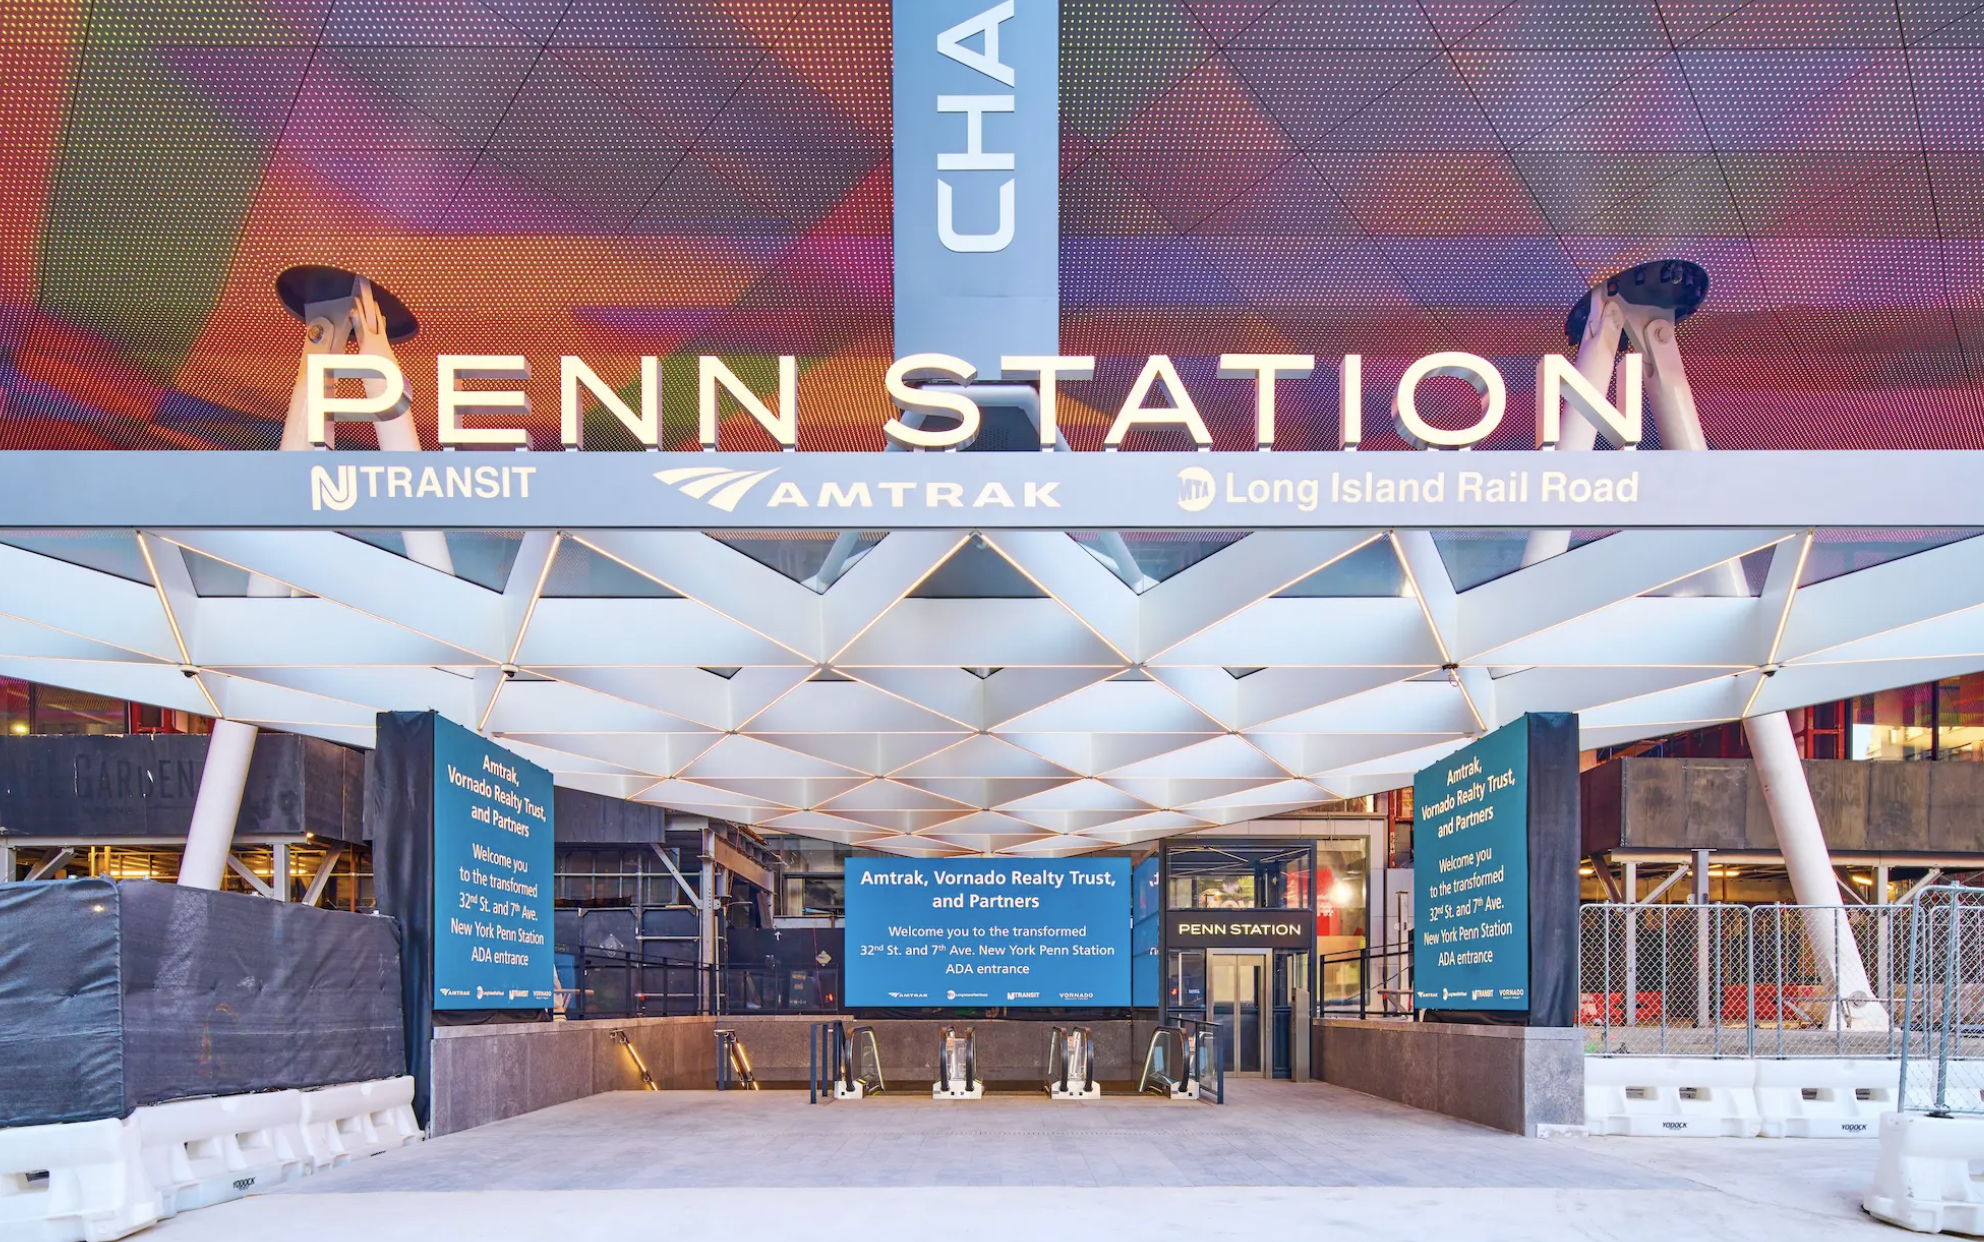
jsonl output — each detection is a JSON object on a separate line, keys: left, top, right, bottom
{"left": 310, "top": 462, "right": 540, "bottom": 511}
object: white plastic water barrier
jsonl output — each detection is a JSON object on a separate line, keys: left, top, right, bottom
{"left": 135, "top": 1091, "right": 310, "bottom": 1216}
{"left": 1753, "top": 1059, "right": 1898, "bottom": 1138}
{"left": 0, "top": 1077, "right": 421, "bottom": 1241}
{"left": 0, "top": 1115, "right": 157, "bottom": 1242}
{"left": 298, "top": 1077, "right": 421, "bottom": 1169}
{"left": 1866, "top": 1112, "right": 1984, "bottom": 1234}
{"left": 1585, "top": 1057, "right": 1763, "bottom": 1137}
{"left": 1585, "top": 1057, "right": 1936, "bottom": 1138}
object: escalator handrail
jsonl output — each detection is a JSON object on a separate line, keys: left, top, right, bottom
{"left": 1139, "top": 1024, "right": 1187, "bottom": 1095}
{"left": 1059, "top": 1025, "right": 1092, "bottom": 1093}
{"left": 844, "top": 1024, "right": 884, "bottom": 1093}
{"left": 937, "top": 1025, "right": 978, "bottom": 1092}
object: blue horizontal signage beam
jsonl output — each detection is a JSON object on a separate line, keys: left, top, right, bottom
{"left": 1, "top": 451, "right": 1982, "bottom": 530}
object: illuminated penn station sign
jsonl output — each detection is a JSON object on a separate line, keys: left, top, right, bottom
{"left": 300, "top": 348, "right": 1645, "bottom": 456}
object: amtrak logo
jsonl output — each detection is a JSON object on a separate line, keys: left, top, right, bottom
{"left": 1176, "top": 465, "right": 1215, "bottom": 512}
{"left": 653, "top": 465, "right": 781, "bottom": 512}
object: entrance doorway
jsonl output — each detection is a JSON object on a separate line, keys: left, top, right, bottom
{"left": 1210, "top": 951, "right": 1269, "bottom": 1075}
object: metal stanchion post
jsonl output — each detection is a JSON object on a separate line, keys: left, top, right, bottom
{"left": 1694, "top": 849, "right": 1712, "bottom": 1034}
{"left": 1600, "top": 905, "right": 1613, "bottom": 1051}
{"left": 1624, "top": 861, "right": 1638, "bottom": 1027}
{"left": 1745, "top": 904, "right": 1756, "bottom": 1058}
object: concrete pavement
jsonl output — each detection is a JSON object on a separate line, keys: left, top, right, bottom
{"left": 148, "top": 1081, "right": 1898, "bottom": 1240}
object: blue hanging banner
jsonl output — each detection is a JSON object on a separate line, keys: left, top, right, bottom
{"left": 431, "top": 716, "right": 556, "bottom": 1010}
{"left": 893, "top": 0, "right": 1060, "bottom": 375}
{"left": 844, "top": 857, "right": 1130, "bottom": 1007}
{"left": 1413, "top": 719, "right": 1533, "bottom": 1012}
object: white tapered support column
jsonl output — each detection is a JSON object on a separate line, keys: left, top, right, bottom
{"left": 272, "top": 268, "right": 454, "bottom": 583}
{"left": 1523, "top": 286, "right": 1623, "bottom": 568}
{"left": 179, "top": 719, "right": 259, "bottom": 890}
{"left": 1744, "top": 711, "right": 1889, "bottom": 1029}
{"left": 372, "top": 410, "right": 455, "bottom": 574}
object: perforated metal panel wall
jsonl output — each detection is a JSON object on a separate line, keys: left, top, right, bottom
{"left": 1, "top": 0, "right": 1977, "bottom": 453}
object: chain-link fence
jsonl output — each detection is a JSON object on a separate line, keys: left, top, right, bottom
{"left": 1580, "top": 902, "right": 1913, "bottom": 1057}
{"left": 1899, "top": 887, "right": 1984, "bottom": 1113}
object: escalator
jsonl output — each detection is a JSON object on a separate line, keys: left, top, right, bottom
{"left": 809, "top": 1022, "right": 885, "bottom": 1102}
{"left": 837, "top": 1024, "right": 885, "bottom": 1099}
{"left": 1138, "top": 1020, "right": 1223, "bottom": 1102}
{"left": 933, "top": 1025, "right": 981, "bottom": 1099}
{"left": 1045, "top": 1025, "right": 1099, "bottom": 1099}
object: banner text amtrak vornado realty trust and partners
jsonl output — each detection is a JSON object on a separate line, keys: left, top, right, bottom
{"left": 859, "top": 863, "right": 1117, "bottom": 909}
{"left": 844, "top": 858, "right": 1132, "bottom": 1006}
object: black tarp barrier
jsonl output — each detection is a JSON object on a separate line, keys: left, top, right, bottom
{"left": 366, "top": 710, "right": 437, "bottom": 1126}
{"left": 0, "top": 733, "right": 366, "bottom": 842}
{"left": 1524, "top": 711, "right": 1582, "bottom": 1028}
{"left": 0, "top": 878, "right": 123, "bottom": 1124}
{"left": 0, "top": 879, "right": 404, "bottom": 1127}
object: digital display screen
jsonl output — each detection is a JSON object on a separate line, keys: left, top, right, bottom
{"left": 1413, "top": 718, "right": 1530, "bottom": 1011}
{"left": 431, "top": 716, "right": 555, "bottom": 1009}
{"left": 845, "top": 857, "right": 1131, "bottom": 1007}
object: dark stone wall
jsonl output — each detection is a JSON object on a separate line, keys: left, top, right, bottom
{"left": 1316, "top": 1018, "right": 1584, "bottom": 1136}
{"left": 1581, "top": 756, "right": 1984, "bottom": 855}
{"left": 428, "top": 1015, "right": 1155, "bottom": 1135}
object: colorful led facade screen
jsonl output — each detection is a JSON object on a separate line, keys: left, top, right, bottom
{"left": 1, "top": 0, "right": 1979, "bottom": 453}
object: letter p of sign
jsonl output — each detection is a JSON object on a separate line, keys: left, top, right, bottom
{"left": 303, "top": 355, "right": 409, "bottom": 446}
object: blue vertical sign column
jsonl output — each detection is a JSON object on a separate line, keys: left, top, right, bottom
{"left": 431, "top": 715, "right": 555, "bottom": 1009}
{"left": 893, "top": 0, "right": 1060, "bottom": 375}
{"left": 1132, "top": 856, "right": 1161, "bottom": 1006}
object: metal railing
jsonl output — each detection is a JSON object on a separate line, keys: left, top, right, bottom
{"left": 1182, "top": 1017, "right": 1224, "bottom": 1103}
{"left": 1900, "top": 887, "right": 1984, "bottom": 1113}
{"left": 1319, "top": 943, "right": 1414, "bottom": 1020}
{"left": 715, "top": 1027, "right": 757, "bottom": 1090}
{"left": 1580, "top": 902, "right": 1913, "bottom": 1057}
{"left": 808, "top": 1021, "right": 845, "bottom": 1103}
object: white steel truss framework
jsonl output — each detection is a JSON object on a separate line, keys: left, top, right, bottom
{"left": 1, "top": 523, "right": 1980, "bottom": 856}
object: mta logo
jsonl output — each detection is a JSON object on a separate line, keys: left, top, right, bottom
{"left": 311, "top": 465, "right": 358, "bottom": 512}
{"left": 653, "top": 465, "right": 780, "bottom": 512}
{"left": 1176, "top": 465, "right": 1214, "bottom": 512}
